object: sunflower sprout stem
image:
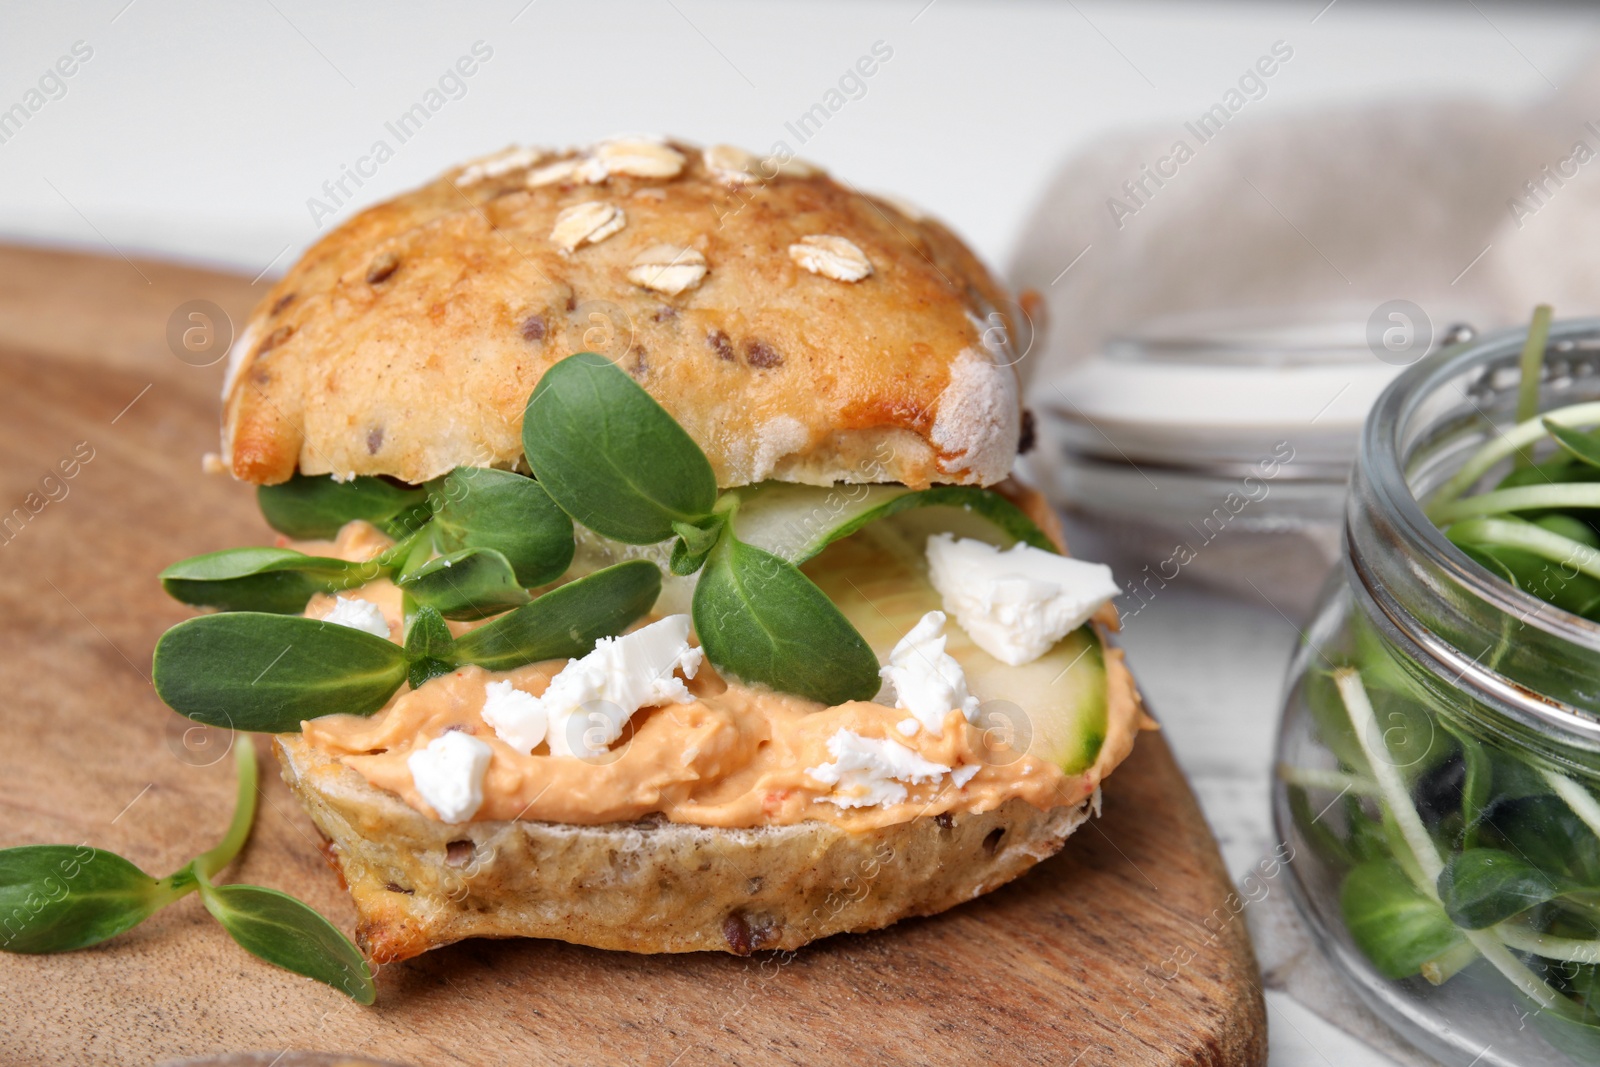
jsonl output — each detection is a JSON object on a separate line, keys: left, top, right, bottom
{"left": 1446, "top": 519, "right": 1600, "bottom": 582}
{"left": 193, "top": 739, "right": 258, "bottom": 881}
{"left": 1275, "top": 764, "right": 1381, "bottom": 797}
{"left": 1421, "top": 940, "right": 1480, "bottom": 985}
{"left": 1334, "top": 668, "right": 1568, "bottom": 1013}
{"left": 1435, "top": 484, "right": 1600, "bottom": 523}
{"left": 1338, "top": 669, "right": 1445, "bottom": 885}
{"left": 1497, "top": 921, "right": 1600, "bottom": 965}
{"left": 1513, "top": 305, "right": 1555, "bottom": 466}
{"left": 1427, "top": 400, "right": 1600, "bottom": 514}
{"left": 1540, "top": 766, "right": 1600, "bottom": 840}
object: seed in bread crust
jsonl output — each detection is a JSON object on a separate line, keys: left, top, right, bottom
{"left": 593, "top": 138, "right": 685, "bottom": 179}
{"left": 703, "top": 143, "right": 761, "bottom": 185}
{"left": 550, "top": 201, "right": 626, "bottom": 252}
{"left": 365, "top": 251, "right": 400, "bottom": 285}
{"left": 527, "top": 158, "right": 582, "bottom": 188}
{"left": 455, "top": 146, "right": 543, "bottom": 186}
{"left": 256, "top": 324, "right": 295, "bottom": 357}
{"left": 772, "top": 155, "right": 819, "bottom": 178}
{"left": 789, "top": 235, "right": 872, "bottom": 282}
{"left": 627, "top": 243, "right": 707, "bottom": 295}
{"left": 707, "top": 329, "right": 735, "bottom": 361}
{"left": 743, "top": 339, "right": 782, "bottom": 368}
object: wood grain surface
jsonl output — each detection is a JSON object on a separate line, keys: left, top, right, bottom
{"left": 0, "top": 244, "right": 1266, "bottom": 1067}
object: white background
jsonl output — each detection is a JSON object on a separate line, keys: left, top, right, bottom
{"left": 2, "top": 1, "right": 1596, "bottom": 278}
{"left": 5, "top": 3, "right": 1600, "bottom": 1065}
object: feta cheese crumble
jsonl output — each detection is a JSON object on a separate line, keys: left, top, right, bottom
{"left": 925, "top": 534, "right": 1119, "bottom": 666}
{"left": 879, "top": 610, "right": 980, "bottom": 737}
{"left": 322, "top": 596, "right": 390, "bottom": 640}
{"left": 407, "top": 731, "right": 493, "bottom": 823}
{"left": 531, "top": 615, "right": 704, "bottom": 759}
{"left": 806, "top": 729, "right": 951, "bottom": 809}
{"left": 478, "top": 680, "right": 547, "bottom": 754}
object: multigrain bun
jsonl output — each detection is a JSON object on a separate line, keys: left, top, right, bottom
{"left": 276, "top": 615, "right": 1138, "bottom": 962}
{"left": 274, "top": 482, "right": 1145, "bottom": 960}
{"left": 223, "top": 138, "right": 1024, "bottom": 490}
{"left": 277, "top": 734, "right": 1093, "bottom": 960}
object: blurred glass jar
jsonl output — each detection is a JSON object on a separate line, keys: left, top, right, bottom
{"left": 1023, "top": 305, "right": 1470, "bottom": 618}
{"left": 1276, "top": 319, "right": 1600, "bottom": 1066}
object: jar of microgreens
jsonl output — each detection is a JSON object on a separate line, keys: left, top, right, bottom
{"left": 1276, "top": 314, "right": 1600, "bottom": 1067}
{"left": 1025, "top": 305, "right": 1473, "bottom": 618}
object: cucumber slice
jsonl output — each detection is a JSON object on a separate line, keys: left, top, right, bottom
{"left": 802, "top": 518, "right": 1107, "bottom": 775}
{"left": 565, "top": 483, "right": 1055, "bottom": 614}
{"left": 553, "top": 486, "right": 1108, "bottom": 770}
{"left": 730, "top": 482, "right": 1055, "bottom": 563}
{"left": 565, "top": 524, "right": 697, "bottom": 616}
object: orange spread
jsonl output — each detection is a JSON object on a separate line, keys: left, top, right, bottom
{"left": 291, "top": 521, "right": 1145, "bottom": 831}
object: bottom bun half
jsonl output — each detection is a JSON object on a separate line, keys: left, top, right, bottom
{"left": 276, "top": 734, "right": 1094, "bottom": 961}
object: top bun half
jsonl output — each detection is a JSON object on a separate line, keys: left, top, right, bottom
{"left": 222, "top": 138, "right": 1024, "bottom": 489}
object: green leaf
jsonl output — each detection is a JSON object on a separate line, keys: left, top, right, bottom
{"left": 404, "top": 605, "right": 457, "bottom": 690}
{"left": 1438, "top": 848, "right": 1575, "bottom": 928}
{"left": 0, "top": 846, "right": 175, "bottom": 953}
{"left": 389, "top": 525, "right": 437, "bottom": 579}
{"left": 1484, "top": 794, "right": 1600, "bottom": 888}
{"left": 160, "top": 547, "right": 379, "bottom": 614}
{"left": 1284, "top": 783, "right": 1357, "bottom": 869}
{"left": 1535, "top": 1006, "right": 1600, "bottom": 1065}
{"left": 257, "top": 472, "right": 429, "bottom": 540}
{"left": 428, "top": 467, "right": 574, "bottom": 586}
{"left": 521, "top": 353, "right": 717, "bottom": 544}
{"left": 692, "top": 536, "right": 879, "bottom": 705}
{"left": 1341, "top": 860, "right": 1468, "bottom": 979}
{"left": 453, "top": 560, "right": 660, "bottom": 671}
{"left": 198, "top": 881, "right": 374, "bottom": 1004}
{"left": 397, "top": 548, "right": 531, "bottom": 620}
{"left": 669, "top": 517, "right": 723, "bottom": 576}
{"left": 153, "top": 613, "right": 407, "bottom": 732}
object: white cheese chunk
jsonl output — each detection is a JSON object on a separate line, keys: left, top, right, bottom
{"left": 951, "top": 763, "right": 981, "bottom": 787}
{"left": 479, "top": 680, "right": 548, "bottom": 754}
{"left": 538, "top": 615, "right": 704, "bottom": 759}
{"left": 407, "top": 731, "right": 493, "bottom": 823}
{"left": 806, "top": 729, "right": 951, "bottom": 809}
{"left": 879, "top": 610, "right": 980, "bottom": 737}
{"left": 322, "top": 596, "right": 390, "bottom": 640}
{"left": 925, "top": 534, "right": 1119, "bottom": 666}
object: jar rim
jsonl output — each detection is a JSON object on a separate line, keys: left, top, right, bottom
{"left": 1356, "top": 316, "right": 1600, "bottom": 745}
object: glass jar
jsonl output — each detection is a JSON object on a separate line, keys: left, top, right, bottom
{"left": 1275, "top": 318, "right": 1600, "bottom": 1066}
{"left": 1025, "top": 304, "right": 1473, "bottom": 618}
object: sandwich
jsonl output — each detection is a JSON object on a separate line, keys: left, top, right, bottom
{"left": 151, "top": 136, "right": 1149, "bottom": 962}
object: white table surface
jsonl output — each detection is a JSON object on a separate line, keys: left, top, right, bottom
{"left": 7, "top": 2, "right": 1600, "bottom": 1063}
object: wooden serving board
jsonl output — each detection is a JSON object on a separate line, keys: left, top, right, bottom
{"left": 0, "top": 245, "right": 1265, "bottom": 1066}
